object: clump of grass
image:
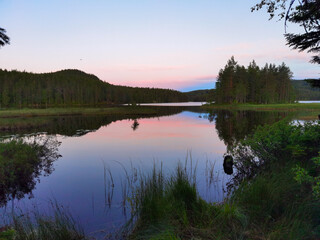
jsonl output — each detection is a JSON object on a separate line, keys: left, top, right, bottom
{"left": 0, "top": 228, "right": 15, "bottom": 240}
{"left": 126, "top": 160, "right": 244, "bottom": 240}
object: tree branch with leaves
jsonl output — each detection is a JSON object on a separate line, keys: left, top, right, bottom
{"left": 252, "top": 0, "right": 320, "bottom": 64}
{"left": 0, "top": 27, "right": 10, "bottom": 47}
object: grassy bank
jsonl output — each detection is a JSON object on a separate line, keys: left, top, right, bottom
{"left": 0, "top": 106, "right": 157, "bottom": 118}
{"left": 203, "top": 103, "right": 320, "bottom": 111}
{"left": 128, "top": 120, "right": 320, "bottom": 240}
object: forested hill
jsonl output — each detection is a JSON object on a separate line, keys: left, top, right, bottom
{"left": 184, "top": 89, "right": 215, "bottom": 102}
{"left": 291, "top": 80, "right": 320, "bottom": 100}
{"left": 0, "top": 69, "right": 188, "bottom": 107}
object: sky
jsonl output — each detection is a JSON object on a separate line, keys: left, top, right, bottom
{"left": 0, "top": 0, "right": 319, "bottom": 91}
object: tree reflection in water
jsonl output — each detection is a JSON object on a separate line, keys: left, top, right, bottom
{"left": 203, "top": 110, "right": 289, "bottom": 175}
{"left": 205, "top": 110, "right": 288, "bottom": 150}
{"left": 131, "top": 119, "right": 140, "bottom": 131}
{"left": 0, "top": 135, "right": 61, "bottom": 207}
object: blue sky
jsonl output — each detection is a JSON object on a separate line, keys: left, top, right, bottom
{"left": 0, "top": 0, "right": 319, "bottom": 91}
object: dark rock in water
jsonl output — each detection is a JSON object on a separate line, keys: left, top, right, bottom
{"left": 223, "top": 155, "right": 234, "bottom": 175}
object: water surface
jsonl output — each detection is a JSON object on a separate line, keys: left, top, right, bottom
{"left": 137, "top": 102, "right": 204, "bottom": 106}
{"left": 0, "top": 107, "right": 291, "bottom": 237}
{"left": 298, "top": 100, "right": 320, "bottom": 103}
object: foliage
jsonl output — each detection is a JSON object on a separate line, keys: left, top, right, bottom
{"left": 0, "top": 138, "right": 61, "bottom": 206}
{"left": 252, "top": 0, "right": 320, "bottom": 64}
{"left": 0, "top": 228, "right": 15, "bottom": 240}
{"left": 0, "top": 69, "right": 188, "bottom": 108}
{"left": 230, "top": 120, "right": 320, "bottom": 186}
{"left": 293, "top": 153, "right": 320, "bottom": 198}
{"left": 215, "top": 57, "right": 295, "bottom": 104}
{"left": 0, "top": 28, "right": 9, "bottom": 48}
{"left": 228, "top": 121, "right": 320, "bottom": 239}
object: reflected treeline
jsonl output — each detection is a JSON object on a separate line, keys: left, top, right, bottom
{"left": 0, "top": 136, "right": 61, "bottom": 207}
{"left": 205, "top": 110, "right": 289, "bottom": 150}
{"left": 203, "top": 109, "right": 291, "bottom": 176}
{"left": 0, "top": 106, "right": 206, "bottom": 137}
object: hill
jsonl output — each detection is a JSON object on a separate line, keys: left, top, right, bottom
{"left": 184, "top": 89, "right": 215, "bottom": 102}
{"left": 0, "top": 69, "right": 188, "bottom": 108}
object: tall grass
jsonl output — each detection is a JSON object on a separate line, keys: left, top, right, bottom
{"left": 1, "top": 201, "right": 86, "bottom": 240}
{"left": 124, "top": 159, "right": 247, "bottom": 240}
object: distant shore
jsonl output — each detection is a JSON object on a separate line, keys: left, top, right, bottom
{"left": 0, "top": 103, "right": 319, "bottom": 119}
{"left": 0, "top": 106, "right": 158, "bottom": 118}
{"left": 202, "top": 102, "right": 320, "bottom": 111}
{"left": 202, "top": 103, "right": 320, "bottom": 120}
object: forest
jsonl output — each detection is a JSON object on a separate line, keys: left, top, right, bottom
{"left": 215, "top": 57, "right": 295, "bottom": 104}
{"left": 0, "top": 67, "right": 318, "bottom": 109}
{"left": 0, "top": 69, "right": 188, "bottom": 108}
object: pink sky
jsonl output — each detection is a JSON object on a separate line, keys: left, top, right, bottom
{"left": 0, "top": 0, "right": 318, "bottom": 91}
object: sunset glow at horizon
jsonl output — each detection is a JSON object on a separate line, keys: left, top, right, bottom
{"left": 0, "top": 0, "right": 319, "bottom": 91}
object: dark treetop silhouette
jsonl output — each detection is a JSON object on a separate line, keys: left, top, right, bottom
{"left": 0, "top": 28, "right": 10, "bottom": 47}
{"left": 252, "top": 0, "right": 320, "bottom": 65}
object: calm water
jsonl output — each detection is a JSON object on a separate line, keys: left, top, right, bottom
{"left": 139, "top": 102, "right": 205, "bottom": 106}
{"left": 0, "top": 107, "right": 290, "bottom": 237}
{"left": 298, "top": 100, "right": 320, "bottom": 103}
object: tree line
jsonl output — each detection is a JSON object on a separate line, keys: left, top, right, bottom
{"left": 215, "top": 57, "right": 295, "bottom": 104}
{"left": 0, "top": 69, "right": 188, "bottom": 108}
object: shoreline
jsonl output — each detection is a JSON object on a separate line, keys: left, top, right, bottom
{"left": 202, "top": 103, "right": 320, "bottom": 111}
{"left": 0, "top": 106, "right": 158, "bottom": 118}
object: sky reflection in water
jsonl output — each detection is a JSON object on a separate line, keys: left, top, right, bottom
{"left": 1, "top": 109, "right": 289, "bottom": 236}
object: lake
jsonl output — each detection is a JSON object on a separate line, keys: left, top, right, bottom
{"left": 139, "top": 102, "right": 205, "bottom": 106}
{"left": 298, "top": 100, "right": 320, "bottom": 103}
{"left": 0, "top": 106, "right": 294, "bottom": 238}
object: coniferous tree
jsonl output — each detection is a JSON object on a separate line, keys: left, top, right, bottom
{"left": 252, "top": 0, "right": 320, "bottom": 64}
{"left": 215, "top": 57, "right": 294, "bottom": 104}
